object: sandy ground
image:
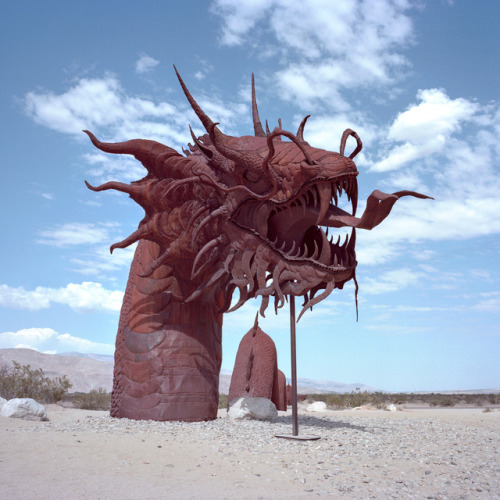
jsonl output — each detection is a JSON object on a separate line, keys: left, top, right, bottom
{"left": 1, "top": 405, "right": 499, "bottom": 499}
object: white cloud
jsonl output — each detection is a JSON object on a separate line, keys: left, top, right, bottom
{"left": 24, "top": 75, "right": 182, "bottom": 145}
{"left": 36, "top": 222, "right": 117, "bottom": 247}
{"left": 211, "top": 0, "right": 271, "bottom": 46}
{"left": 0, "top": 328, "right": 114, "bottom": 354}
{"left": 83, "top": 152, "right": 147, "bottom": 184}
{"left": 0, "top": 282, "right": 123, "bottom": 313}
{"left": 361, "top": 268, "right": 422, "bottom": 295}
{"left": 70, "top": 244, "right": 136, "bottom": 276}
{"left": 371, "top": 89, "right": 479, "bottom": 172}
{"left": 212, "top": 0, "right": 414, "bottom": 110}
{"left": 472, "top": 292, "right": 500, "bottom": 313}
{"left": 135, "top": 54, "right": 159, "bottom": 74}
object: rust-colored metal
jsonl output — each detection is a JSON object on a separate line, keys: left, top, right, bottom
{"left": 277, "top": 369, "right": 287, "bottom": 411}
{"left": 228, "top": 314, "right": 285, "bottom": 411}
{"left": 85, "top": 67, "right": 431, "bottom": 421}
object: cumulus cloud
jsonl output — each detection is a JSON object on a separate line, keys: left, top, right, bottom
{"left": 24, "top": 75, "right": 183, "bottom": 145}
{"left": 212, "top": 0, "right": 414, "bottom": 110}
{"left": 34, "top": 220, "right": 136, "bottom": 276}
{"left": 70, "top": 244, "right": 136, "bottom": 276}
{"left": 0, "top": 327, "right": 114, "bottom": 354}
{"left": 371, "top": 89, "right": 479, "bottom": 172}
{"left": 36, "top": 222, "right": 118, "bottom": 247}
{"left": 135, "top": 54, "right": 159, "bottom": 74}
{"left": 360, "top": 268, "right": 423, "bottom": 295}
{"left": 0, "top": 282, "right": 123, "bottom": 312}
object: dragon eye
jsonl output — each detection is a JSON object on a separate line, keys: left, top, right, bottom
{"left": 243, "top": 170, "right": 260, "bottom": 183}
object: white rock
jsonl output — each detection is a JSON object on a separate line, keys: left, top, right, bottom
{"left": 1, "top": 398, "right": 48, "bottom": 421}
{"left": 352, "top": 405, "right": 376, "bottom": 411}
{"left": 0, "top": 396, "right": 6, "bottom": 409}
{"left": 306, "top": 401, "right": 327, "bottom": 412}
{"left": 386, "top": 404, "right": 398, "bottom": 412}
{"left": 227, "top": 397, "right": 277, "bottom": 421}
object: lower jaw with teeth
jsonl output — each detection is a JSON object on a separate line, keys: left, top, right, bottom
{"left": 271, "top": 228, "right": 355, "bottom": 269}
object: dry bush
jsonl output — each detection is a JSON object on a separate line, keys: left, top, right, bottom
{"left": 218, "top": 393, "right": 228, "bottom": 409}
{"left": 0, "top": 361, "right": 71, "bottom": 403}
{"left": 71, "top": 388, "right": 111, "bottom": 410}
{"left": 429, "top": 395, "right": 455, "bottom": 407}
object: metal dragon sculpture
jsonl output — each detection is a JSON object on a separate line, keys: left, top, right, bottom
{"left": 85, "top": 67, "right": 430, "bottom": 422}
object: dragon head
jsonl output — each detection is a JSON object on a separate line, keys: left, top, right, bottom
{"left": 85, "top": 68, "right": 430, "bottom": 319}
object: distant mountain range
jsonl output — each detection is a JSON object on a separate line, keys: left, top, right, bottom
{"left": 0, "top": 348, "right": 378, "bottom": 395}
{"left": 4, "top": 349, "right": 496, "bottom": 395}
{"left": 0, "top": 348, "right": 114, "bottom": 393}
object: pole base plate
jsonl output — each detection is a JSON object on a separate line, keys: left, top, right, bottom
{"left": 275, "top": 434, "right": 320, "bottom": 441}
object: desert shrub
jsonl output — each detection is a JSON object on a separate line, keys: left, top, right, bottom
{"left": 218, "top": 393, "right": 228, "bottom": 409}
{"left": 71, "top": 388, "right": 111, "bottom": 410}
{"left": 0, "top": 361, "right": 71, "bottom": 403}
{"left": 390, "top": 393, "right": 408, "bottom": 405}
{"left": 429, "top": 395, "right": 455, "bottom": 407}
{"left": 345, "top": 390, "right": 370, "bottom": 408}
{"left": 488, "top": 394, "right": 499, "bottom": 405}
{"left": 325, "top": 394, "right": 346, "bottom": 409}
{"left": 369, "top": 392, "right": 387, "bottom": 409}
{"left": 306, "top": 394, "right": 328, "bottom": 404}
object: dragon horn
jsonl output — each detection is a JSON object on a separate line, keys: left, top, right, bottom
{"left": 83, "top": 130, "right": 178, "bottom": 178}
{"left": 252, "top": 73, "right": 266, "bottom": 137}
{"left": 296, "top": 115, "right": 311, "bottom": 143}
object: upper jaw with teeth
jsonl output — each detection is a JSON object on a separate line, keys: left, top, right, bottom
{"left": 265, "top": 176, "right": 358, "bottom": 269}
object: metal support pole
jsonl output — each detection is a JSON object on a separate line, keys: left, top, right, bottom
{"left": 290, "top": 295, "right": 299, "bottom": 436}
{"left": 275, "top": 295, "right": 320, "bottom": 441}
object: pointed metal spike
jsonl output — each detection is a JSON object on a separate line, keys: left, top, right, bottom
{"left": 351, "top": 182, "right": 358, "bottom": 216}
{"left": 342, "top": 234, "right": 349, "bottom": 249}
{"left": 312, "top": 240, "right": 320, "bottom": 260}
{"left": 319, "top": 231, "right": 332, "bottom": 265}
{"left": 316, "top": 182, "right": 332, "bottom": 225}
{"left": 332, "top": 182, "right": 338, "bottom": 206}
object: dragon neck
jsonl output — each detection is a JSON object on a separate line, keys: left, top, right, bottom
{"left": 111, "top": 239, "right": 224, "bottom": 421}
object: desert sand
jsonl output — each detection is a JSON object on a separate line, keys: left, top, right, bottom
{"left": 1, "top": 404, "right": 499, "bottom": 499}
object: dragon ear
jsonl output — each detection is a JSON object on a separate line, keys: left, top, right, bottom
{"left": 340, "top": 129, "right": 363, "bottom": 159}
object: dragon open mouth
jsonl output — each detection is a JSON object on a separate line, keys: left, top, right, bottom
{"left": 232, "top": 175, "right": 359, "bottom": 271}
{"left": 266, "top": 176, "right": 358, "bottom": 269}
{"left": 232, "top": 175, "right": 432, "bottom": 277}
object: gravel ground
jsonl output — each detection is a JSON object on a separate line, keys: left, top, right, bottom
{"left": 1, "top": 406, "right": 499, "bottom": 499}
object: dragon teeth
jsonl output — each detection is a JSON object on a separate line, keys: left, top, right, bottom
{"left": 316, "top": 183, "right": 332, "bottom": 225}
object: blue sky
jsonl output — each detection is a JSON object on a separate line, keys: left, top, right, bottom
{"left": 1, "top": 0, "right": 499, "bottom": 392}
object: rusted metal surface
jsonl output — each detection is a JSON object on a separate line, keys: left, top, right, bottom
{"left": 85, "top": 68, "right": 431, "bottom": 421}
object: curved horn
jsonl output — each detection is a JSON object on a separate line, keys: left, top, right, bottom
{"left": 83, "top": 130, "right": 179, "bottom": 178}
{"left": 252, "top": 74, "right": 266, "bottom": 137}
{"left": 296, "top": 115, "right": 311, "bottom": 143}
{"left": 207, "top": 122, "right": 263, "bottom": 172}
{"left": 174, "top": 65, "right": 218, "bottom": 135}
{"left": 264, "top": 129, "right": 316, "bottom": 168}
{"left": 174, "top": 66, "right": 241, "bottom": 164}
{"left": 189, "top": 125, "right": 214, "bottom": 159}
{"left": 340, "top": 129, "right": 363, "bottom": 159}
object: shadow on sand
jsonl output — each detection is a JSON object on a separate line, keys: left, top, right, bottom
{"left": 273, "top": 413, "right": 373, "bottom": 433}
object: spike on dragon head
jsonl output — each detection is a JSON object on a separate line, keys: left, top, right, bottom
{"left": 85, "top": 67, "right": 431, "bottom": 320}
